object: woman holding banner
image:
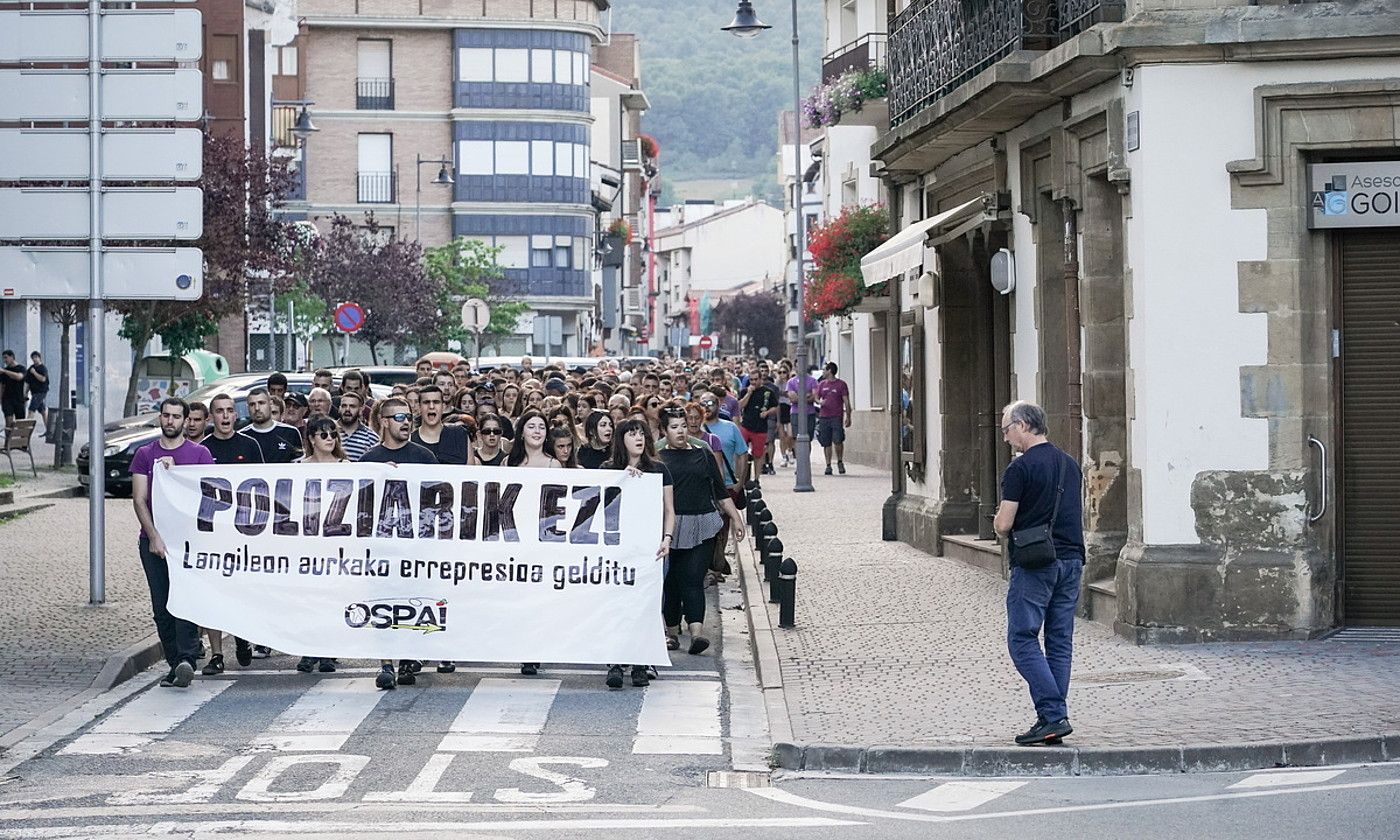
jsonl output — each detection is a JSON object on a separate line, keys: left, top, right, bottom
{"left": 508, "top": 408, "right": 559, "bottom": 675}
{"left": 658, "top": 407, "right": 745, "bottom": 657}
{"left": 603, "top": 418, "right": 675, "bottom": 688}
{"left": 294, "top": 415, "right": 349, "bottom": 675}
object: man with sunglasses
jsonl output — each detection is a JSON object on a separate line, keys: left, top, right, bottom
{"left": 358, "top": 397, "right": 439, "bottom": 690}
{"left": 337, "top": 391, "right": 379, "bottom": 461}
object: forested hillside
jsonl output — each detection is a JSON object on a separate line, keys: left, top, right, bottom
{"left": 609, "top": 0, "right": 822, "bottom": 200}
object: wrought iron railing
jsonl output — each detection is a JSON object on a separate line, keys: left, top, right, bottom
{"left": 888, "top": 0, "right": 1058, "bottom": 127}
{"left": 822, "top": 32, "right": 887, "bottom": 82}
{"left": 357, "top": 171, "right": 396, "bottom": 204}
{"left": 356, "top": 77, "right": 395, "bottom": 110}
{"left": 1058, "top": 0, "right": 1123, "bottom": 37}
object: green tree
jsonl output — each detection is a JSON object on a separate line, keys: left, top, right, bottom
{"left": 421, "top": 237, "right": 530, "bottom": 358}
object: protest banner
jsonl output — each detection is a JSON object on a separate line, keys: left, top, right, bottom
{"left": 151, "top": 463, "right": 668, "bottom": 665}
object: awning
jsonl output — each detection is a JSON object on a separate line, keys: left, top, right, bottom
{"left": 860, "top": 196, "right": 989, "bottom": 287}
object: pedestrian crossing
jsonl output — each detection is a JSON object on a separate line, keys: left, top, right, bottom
{"left": 56, "top": 669, "right": 730, "bottom": 761}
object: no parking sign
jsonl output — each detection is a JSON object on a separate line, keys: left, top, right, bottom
{"left": 334, "top": 301, "right": 366, "bottom": 334}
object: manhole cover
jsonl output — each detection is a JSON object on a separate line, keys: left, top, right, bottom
{"left": 1075, "top": 662, "right": 1209, "bottom": 686}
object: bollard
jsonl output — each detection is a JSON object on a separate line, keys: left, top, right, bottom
{"left": 758, "top": 521, "right": 778, "bottom": 563}
{"left": 747, "top": 497, "right": 765, "bottom": 534}
{"left": 778, "top": 557, "right": 798, "bottom": 628}
{"left": 755, "top": 509, "right": 774, "bottom": 549}
{"left": 762, "top": 537, "right": 783, "bottom": 585}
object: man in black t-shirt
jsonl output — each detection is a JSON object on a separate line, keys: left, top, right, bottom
{"left": 411, "top": 384, "right": 470, "bottom": 464}
{"left": 992, "top": 400, "right": 1084, "bottom": 748}
{"left": 357, "top": 396, "right": 438, "bottom": 691}
{"left": 736, "top": 369, "right": 779, "bottom": 483}
{"left": 0, "top": 350, "right": 25, "bottom": 425}
{"left": 24, "top": 351, "right": 49, "bottom": 431}
{"left": 240, "top": 387, "right": 302, "bottom": 463}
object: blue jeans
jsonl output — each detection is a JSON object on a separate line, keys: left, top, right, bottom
{"left": 1006, "top": 556, "right": 1082, "bottom": 722}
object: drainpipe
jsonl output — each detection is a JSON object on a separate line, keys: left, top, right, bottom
{"left": 1063, "top": 198, "right": 1084, "bottom": 461}
{"left": 882, "top": 179, "right": 904, "bottom": 541}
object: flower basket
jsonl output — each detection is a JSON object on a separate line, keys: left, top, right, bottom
{"left": 804, "top": 204, "right": 891, "bottom": 319}
{"left": 801, "top": 67, "right": 890, "bottom": 129}
{"left": 607, "top": 218, "right": 633, "bottom": 245}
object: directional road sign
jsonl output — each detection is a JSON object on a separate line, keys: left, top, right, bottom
{"left": 334, "top": 302, "right": 366, "bottom": 334}
{"left": 0, "top": 188, "right": 203, "bottom": 240}
{"left": 0, "top": 9, "right": 202, "bottom": 62}
{"left": 460, "top": 297, "right": 490, "bottom": 331}
{"left": 0, "top": 69, "right": 202, "bottom": 121}
{"left": 0, "top": 247, "right": 203, "bottom": 300}
{"left": 0, "top": 129, "right": 202, "bottom": 181}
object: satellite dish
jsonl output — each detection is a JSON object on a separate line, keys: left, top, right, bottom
{"left": 990, "top": 248, "right": 1015, "bottom": 295}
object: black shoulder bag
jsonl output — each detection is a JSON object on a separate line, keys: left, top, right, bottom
{"left": 1008, "top": 454, "right": 1064, "bottom": 570}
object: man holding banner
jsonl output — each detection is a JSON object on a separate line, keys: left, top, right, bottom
{"left": 131, "top": 397, "right": 214, "bottom": 689}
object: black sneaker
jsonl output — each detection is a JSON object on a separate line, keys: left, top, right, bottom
{"left": 170, "top": 661, "right": 195, "bottom": 688}
{"left": 251, "top": 645, "right": 271, "bottom": 659}
{"left": 318, "top": 658, "right": 337, "bottom": 673}
{"left": 688, "top": 636, "right": 710, "bottom": 656}
{"left": 606, "top": 665, "right": 624, "bottom": 689}
{"left": 1015, "top": 717, "right": 1072, "bottom": 746}
{"left": 200, "top": 654, "right": 225, "bottom": 676}
{"left": 837, "top": 461, "right": 846, "bottom": 474}
{"left": 296, "top": 657, "right": 315, "bottom": 673}
{"left": 436, "top": 661, "right": 456, "bottom": 674}
{"left": 235, "top": 638, "right": 252, "bottom": 667}
{"left": 375, "top": 666, "right": 396, "bottom": 690}
{"left": 396, "top": 663, "right": 417, "bottom": 686}
{"left": 158, "top": 668, "right": 178, "bottom": 687}
{"left": 406, "top": 659, "right": 423, "bottom": 674}
{"left": 520, "top": 663, "right": 539, "bottom": 675}
{"left": 631, "top": 665, "right": 650, "bottom": 687}
{"left": 824, "top": 465, "right": 833, "bottom": 475}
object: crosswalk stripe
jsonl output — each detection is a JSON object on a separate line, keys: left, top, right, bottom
{"left": 897, "top": 781, "right": 1027, "bottom": 812}
{"left": 59, "top": 680, "right": 234, "bottom": 756}
{"left": 437, "top": 678, "right": 561, "bottom": 752}
{"left": 249, "top": 678, "right": 386, "bottom": 751}
{"left": 632, "top": 680, "right": 723, "bottom": 755}
{"left": 1228, "top": 769, "right": 1345, "bottom": 789}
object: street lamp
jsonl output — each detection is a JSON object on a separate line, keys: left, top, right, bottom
{"left": 725, "top": 0, "right": 815, "bottom": 493}
{"left": 415, "top": 152, "right": 455, "bottom": 242}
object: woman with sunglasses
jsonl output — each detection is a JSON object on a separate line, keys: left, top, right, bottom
{"left": 505, "top": 409, "right": 559, "bottom": 675}
{"left": 475, "top": 416, "right": 508, "bottom": 466}
{"left": 578, "top": 410, "right": 613, "bottom": 470}
{"left": 658, "top": 406, "right": 745, "bottom": 655}
{"left": 294, "top": 417, "right": 348, "bottom": 674}
{"left": 601, "top": 418, "right": 675, "bottom": 688}
{"left": 640, "top": 396, "right": 663, "bottom": 434}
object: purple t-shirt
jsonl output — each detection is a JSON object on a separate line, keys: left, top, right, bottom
{"left": 129, "top": 438, "right": 214, "bottom": 538}
{"left": 815, "top": 378, "right": 850, "bottom": 418}
{"left": 785, "top": 375, "right": 820, "bottom": 415}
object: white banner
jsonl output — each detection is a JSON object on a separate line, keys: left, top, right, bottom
{"left": 152, "top": 464, "right": 667, "bottom": 666}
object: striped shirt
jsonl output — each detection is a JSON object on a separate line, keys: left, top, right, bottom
{"left": 341, "top": 424, "right": 380, "bottom": 461}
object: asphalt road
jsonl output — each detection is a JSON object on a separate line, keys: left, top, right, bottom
{"left": 1, "top": 652, "right": 1397, "bottom": 840}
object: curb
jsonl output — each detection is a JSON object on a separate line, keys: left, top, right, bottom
{"left": 736, "top": 525, "right": 795, "bottom": 748}
{"left": 0, "top": 632, "right": 162, "bottom": 754}
{"left": 773, "top": 736, "right": 1400, "bottom": 777}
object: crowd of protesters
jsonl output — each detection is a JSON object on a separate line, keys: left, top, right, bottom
{"left": 130, "top": 355, "right": 852, "bottom": 692}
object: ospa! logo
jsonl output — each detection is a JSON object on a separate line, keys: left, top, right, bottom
{"left": 345, "top": 598, "right": 448, "bottom": 634}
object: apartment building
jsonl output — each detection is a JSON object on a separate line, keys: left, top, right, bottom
{"left": 777, "top": 111, "right": 822, "bottom": 363}
{"left": 860, "top": 0, "right": 1400, "bottom": 640}
{"left": 287, "top": 0, "right": 612, "bottom": 358}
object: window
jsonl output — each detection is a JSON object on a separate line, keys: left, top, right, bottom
{"left": 356, "top": 40, "right": 393, "bottom": 109}
{"left": 574, "top": 144, "right": 587, "bottom": 180}
{"left": 496, "top": 141, "right": 529, "bottom": 175}
{"left": 276, "top": 46, "right": 298, "bottom": 77}
{"left": 869, "top": 317, "right": 888, "bottom": 408}
{"left": 573, "top": 236, "right": 587, "bottom": 270}
{"left": 531, "top": 140, "right": 554, "bottom": 176}
{"left": 357, "top": 134, "right": 394, "bottom": 203}
{"left": 554, "top": 51, "right": 572, "bottom": 85}
{"left": 531, "top": 49, "right": 553, "bottom": 83}
{"left": 553, "top": 239, "right": 573, "bottom": 269}
{"left": 458, "top": 48, "right": 493, "bottom": 82}
{"left": 531, "top": 234, "right": 554, "bottom": 268}
{"left": 574, "top": 51, "right": 587, "bottom": 86}
{"left": 495, "top": 48, "right": 529, "bottom": 83}
{"left": 458, "top": 141, "right": 493, "bottom": 176}
{"left": 210, "top": 34, "right": 238, "bottom": 83}
{"left": 496, "top": 236, "right": 529, "bottom": 269}
{"left": 555, "top": 143, "right": 574, "bottom": 177}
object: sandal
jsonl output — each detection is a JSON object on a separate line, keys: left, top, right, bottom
{"left": 666, "top": 635, "right": 680, "bottom": 651}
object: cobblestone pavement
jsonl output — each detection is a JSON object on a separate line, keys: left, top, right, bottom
{"left": 0, "top": 485, "right": 152, "bottom": 742}
{"left": 751, "top": 461, "right": 1400, "bottom": 748}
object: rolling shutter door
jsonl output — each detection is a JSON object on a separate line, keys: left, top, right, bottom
{"left": 1340, "top": 228, "right": 1400, "bottom": 626}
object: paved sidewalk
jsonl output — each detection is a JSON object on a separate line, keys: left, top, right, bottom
{"left": 0, "top": 485, "right": 157, "bottom": 747}
{"left": 744, "top": 461, "right": 1400, "bottom": 773}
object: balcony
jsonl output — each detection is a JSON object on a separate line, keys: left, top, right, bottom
{"left": 822, "top": 33, "right": 887, "bottom": 82}
{"left": 888, "top": 0, "right": 1059, "bottom": 128}
{"left": 356, "top": 77, "right": 395, "bottom": 110}
{"left": 357, "top": 171, "right": 396, "bottom": 204}
{"left": 1058, "top": 0, "right": 1123, "bottom": 37}
{"left": 271, "top": 103, "right": 298, "bottom": 148}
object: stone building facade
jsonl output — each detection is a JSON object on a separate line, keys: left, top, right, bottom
{"left": 864, "top": 0, "right": 1400, "bottom": 640}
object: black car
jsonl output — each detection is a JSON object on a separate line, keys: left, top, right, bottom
{"left": 78, "top": 373, "right": 390, "bottom": 495}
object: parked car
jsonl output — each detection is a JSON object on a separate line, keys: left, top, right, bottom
{"left": 326, "top": 365, "right": 419, "bottom": 388}
{"left": 79, "top": 372, "right": 390, "bottom": 496}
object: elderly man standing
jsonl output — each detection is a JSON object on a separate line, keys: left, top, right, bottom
{"left": 993, "top": 400, "right": 1084, "bottom": 747}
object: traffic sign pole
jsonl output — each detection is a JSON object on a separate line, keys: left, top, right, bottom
{"left": 87, "top": 0, "right": 104, "bottom": 605}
